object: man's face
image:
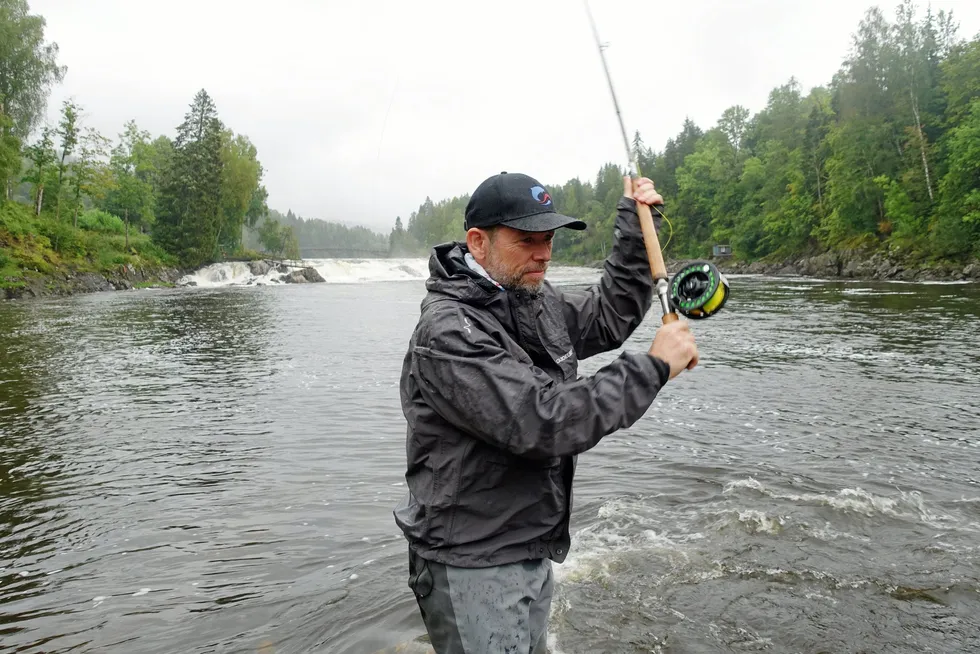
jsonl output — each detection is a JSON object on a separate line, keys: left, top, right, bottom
{"left": 482, "top": 226, "right": 554, "bottom": 293}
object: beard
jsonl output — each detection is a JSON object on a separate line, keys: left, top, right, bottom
{"left": 484, "top": 252, "right": 547, "bottom": 294}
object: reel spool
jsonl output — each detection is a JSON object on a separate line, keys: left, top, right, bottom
{"left": 669, "top": 261, "right": 730, "bottom": 319}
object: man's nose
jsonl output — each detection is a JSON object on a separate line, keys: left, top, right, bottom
{"left": 532, "top": 243, "right": 551, "bottom": 262}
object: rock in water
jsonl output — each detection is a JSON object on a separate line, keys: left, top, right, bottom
{"left": 300, "top": 267, "right": 326, "bottom": 282}
{"left": 249, "top": 260, "right": 272, "bottom": 276}
{"left": 282, "top": 267, "right": 325, "bottom": 284}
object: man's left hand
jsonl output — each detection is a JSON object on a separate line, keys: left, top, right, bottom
{"left": 623, "top": 176, "right": 663, "bottom": 207}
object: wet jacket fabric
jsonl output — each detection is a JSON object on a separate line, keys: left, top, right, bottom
{"left": 394, "top": 196, "right": 671, "bottom": 568}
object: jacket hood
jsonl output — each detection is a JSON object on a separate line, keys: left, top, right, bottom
{"left": 423, "top": 241, "right": 503, "bottom": 308}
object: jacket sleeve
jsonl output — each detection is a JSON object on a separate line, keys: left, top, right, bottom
{"left": 558, "top": 196, "right": 659, "bottom": 360}
{"left": 410, "top": 303, "right": 670, "bottom": 460}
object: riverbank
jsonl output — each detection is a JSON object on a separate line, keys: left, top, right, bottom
{"left": 2, "top": 263, "right": 188, "bottom": 300}
{"left": 6, "top": 243, "right": 980, "bottom": 302}
{"left": 654, "top": 248, "right": 980, "bottom": 282}
{"left": 0, "top": 202, "right": 187, "bottom": 301}
{"left": 717, "top": 249, "right": 979, "bottom": 282}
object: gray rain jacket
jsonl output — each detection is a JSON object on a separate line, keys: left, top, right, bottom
{"left": 394, "top": 195, "right": 671, "bottom": 568}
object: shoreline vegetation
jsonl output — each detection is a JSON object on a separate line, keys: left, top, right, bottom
{"left": 2, "top": 1, "right": 980, "bottom": 302}
{"left": 6, "top": 246, "right": 979, "bottom": 302}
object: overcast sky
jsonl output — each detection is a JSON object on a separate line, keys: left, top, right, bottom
{"left": 30, "top": 0, "right": 980, "bottom": 234}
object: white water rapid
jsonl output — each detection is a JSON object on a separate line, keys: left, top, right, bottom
{"left": 177, "top": 258, "right": 603, "bottom": 288}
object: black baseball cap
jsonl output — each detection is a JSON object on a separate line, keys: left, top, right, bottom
{"left": 464, "top": 172, "right": 587, "bottom": 232}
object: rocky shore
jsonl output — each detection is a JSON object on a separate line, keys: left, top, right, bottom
{"left": 2, "top": 259, "right": 330, "bottom": 301}
{"left": 2, "top": 263, "right": 187, "bottom": 301}
{"left": 665, "top": 249, "right": 980, "bottom": 282}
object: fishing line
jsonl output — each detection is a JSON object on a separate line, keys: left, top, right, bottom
{"left": 583, "top": 0, "right": 728, "bottom": 320}
{"left": 582, "top": 0, "right": 673, "bottom": 252}
{"left": 376, "top": 72, "right": 399, "bottom": 166}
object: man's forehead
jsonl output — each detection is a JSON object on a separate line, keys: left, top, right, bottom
{"left": 500, "top": 226, "right": 555, "bottom": 238}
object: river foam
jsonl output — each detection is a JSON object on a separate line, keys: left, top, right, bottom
{"left": 177, "top": 258, "right": 603, "bottom": 288}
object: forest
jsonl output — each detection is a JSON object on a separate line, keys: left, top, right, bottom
{"left": 390, "top": 3, "right": 980, "bottom": 267}
{"left": 243, "top": 209, "right": 389, "bottom": 257}
{"left": 1, "top": 0, "right": 274, "bottom": 274}
{"left": 2, "top": 0, "right": 978, "bottom": 293}
{"left": 0, "top": 0, "right": 384, "bottom": 289}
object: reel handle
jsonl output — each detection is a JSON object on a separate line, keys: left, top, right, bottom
{"left": 632, "top": 180, "right": 678, "bottom": 324}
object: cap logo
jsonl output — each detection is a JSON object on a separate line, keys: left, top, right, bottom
{"left": 530, "top": 185, "right": 552, "bottom": 206}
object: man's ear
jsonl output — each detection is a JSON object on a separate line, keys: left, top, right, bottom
{"left": 465, "top": 228, "right": 491, "bottom": 263}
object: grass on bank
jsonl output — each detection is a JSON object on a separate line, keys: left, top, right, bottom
{"left": 0, "top": 201, "right": 176, "bottom": 289}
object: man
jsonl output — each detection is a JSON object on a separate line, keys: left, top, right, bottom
{"left": 394, "top": 171, "right": 699, "bottom": 653}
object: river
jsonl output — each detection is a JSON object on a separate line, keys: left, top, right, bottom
{"left": 1, "top": 258, "right": 979, "bottom": 654}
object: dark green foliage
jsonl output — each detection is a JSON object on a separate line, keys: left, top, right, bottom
{"left": 391, "top": 4, "right": 980, "bottom": 264}
{"left": 78, "top": 208, "right": 125, "bottom": 234}
{"left": 153, "top": 89, "right": 225, "bottom": 267}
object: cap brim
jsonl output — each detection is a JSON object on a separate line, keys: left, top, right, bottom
{"left": 500, "top": 212, "right": 587, "bottom": 232}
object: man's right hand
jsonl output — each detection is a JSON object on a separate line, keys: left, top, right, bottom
{"left": 649, "top": 320, "right": 699, "bottom": 380}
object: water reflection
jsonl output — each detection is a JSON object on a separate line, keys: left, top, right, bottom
{"left": 0, "top": 289, "right": 284, "bottom": 652}
{"left": 0, "top": 302, "right": 78, "bottom": 641}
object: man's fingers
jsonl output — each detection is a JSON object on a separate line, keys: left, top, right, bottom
{"left": 625, "top": 177, "right": 663, "bottom": 206}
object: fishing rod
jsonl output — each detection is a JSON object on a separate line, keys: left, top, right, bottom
{"left": 583, "top": 0, "right": 729, "bottom": 322}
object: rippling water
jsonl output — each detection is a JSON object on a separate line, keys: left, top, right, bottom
{"left": 1, "top": 263, "right": 979, "bottom": 653}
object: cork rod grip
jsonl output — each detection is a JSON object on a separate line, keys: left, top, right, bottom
{"left": 631, "top": 178, "right": 678, "bottom": 324}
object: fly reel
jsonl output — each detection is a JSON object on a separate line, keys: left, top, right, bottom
{"left": 668, "top": 261, "right": 730, "bottom": 319}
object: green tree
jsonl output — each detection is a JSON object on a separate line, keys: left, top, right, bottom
{"left": 718, "top": 105, "right": 751, "bottom": 167}
{"left": 154, "top": 89, "right": 225, "bottom": 266}
{"left": 64, "top": 125, "right": 112, "bottom": 227}
{"left": 931, "top": 98, "right": 980, "bottom": 257}
{"left": 217, "top": 130, "right": 263, "bottom": 255}
{"left": 21, "top": 125, "right": 54, "bottom": 216}
{"left": 0, "top": 107, "right": 19, "bottom": 199}
{"left": 53, "top": 98, "right": 79, "bottom": 220}
{"left": 0, "top": 0, "right": 66, "bottom": 198}
{"left": 104, "top": 120, "right": 157, "bottom": 247}
{"left": 257, "top": 216, "right": 299, "bottom": 259}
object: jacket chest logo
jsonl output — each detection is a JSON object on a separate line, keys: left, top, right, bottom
{"left": 555, "top": 348, "right": 574, "bottom": 364}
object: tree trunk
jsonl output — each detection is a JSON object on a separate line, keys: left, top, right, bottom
{"left": 72, "top": 189, "right": 81, "bottom": 228}
{"left": 56, "top": 156, "right": 67, "bottom": 221}
{"left": 34, "top": 185, "right": 44, "bottom": 217}
{"left": 814, "top": 162, "right": 824, "bottom": 215}
{"left": 909, "top": 90, "right": 934, "bottom": 202}
{"left": 0, "top": 100, "right": 8, "bottom": 202}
